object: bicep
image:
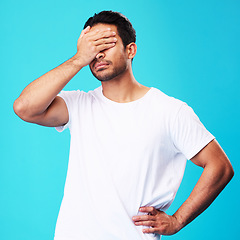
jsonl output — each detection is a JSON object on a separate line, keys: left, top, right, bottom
{"left": 28, "top": 96, "right": 69, "bottom": 127}
{"left": 190, "top": 139, "right": 233, "bottom": 171}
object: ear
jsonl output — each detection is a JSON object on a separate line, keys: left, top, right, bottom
{"left": 126, "top": 42, "right": 137, "bottom": 60}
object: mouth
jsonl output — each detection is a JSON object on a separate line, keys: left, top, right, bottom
{"left": 94, "top": 61, "right": 110, "bottom": 71}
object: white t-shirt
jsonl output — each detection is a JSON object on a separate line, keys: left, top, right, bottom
{"left": 54, "top": 86, "right": 214, "bottom": 240}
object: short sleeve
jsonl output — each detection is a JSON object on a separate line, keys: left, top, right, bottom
{"left": 55, "top": 90, "right": 80, "bottom": 132}
{"left": 171, "top": 103, "right": 215, "bottom": 160}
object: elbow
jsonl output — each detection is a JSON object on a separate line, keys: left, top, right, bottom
{"left": 225, "top": 163, "right": 234, "bottom": 182}
{"left": 208, "top": 158, "right": 234, "bottom": 189}
{"left": 13, "top": 97, "right": 30, "bottom": 121}
{"left": 13, "top": 98, "right": 24, "bottom": 117}
{"left": 219, "top": 160, "right": 234, "bottom": 187}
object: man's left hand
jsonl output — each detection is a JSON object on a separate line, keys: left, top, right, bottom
{"left": 132, "top": 206, "right": 182, "bottom": 235}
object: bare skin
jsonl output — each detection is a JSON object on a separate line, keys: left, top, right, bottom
{"left": 13, "top": 23, "right": 234, "bottom": 236}
{"left": 13, "top": 25, "right": 119, "bottom": 126}
{"left": 89, "top": 24, "right": 150, "bottom": 103}
{"left": 132, "top": 139, "right": 234, "bottom": 235}
{"left": 13, "top": 23, "right": 149, "bottom": 126}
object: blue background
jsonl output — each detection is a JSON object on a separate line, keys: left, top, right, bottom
{"left": 1, "top": 0, "right": 239, "bottom": 239}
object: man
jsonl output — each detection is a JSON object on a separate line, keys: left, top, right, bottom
{"left": 14, "top": 10, "right": 234, "bottom": 240}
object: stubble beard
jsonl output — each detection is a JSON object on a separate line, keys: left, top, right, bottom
{"left": 90, "top": 61, "right": 128, "bottom": 82}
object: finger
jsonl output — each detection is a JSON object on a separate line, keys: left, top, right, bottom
{"left": 94, "top": 37, "right": 117, "bottom": 46}
{"left": 132, "top": 215, "right": 155, "bottom": 222}
{"left": 134, "top": 220, "right": 156, "bottom": 227}
{"left": 80, "top": 26, "right": 91, "bottom": 38}
{"left": 95, "top": 30, "right": 116, "bottom": 41}
{"left": 83, "top": 26, "right": 91, "bottom": 33}
{"left": 139, "top": 206, "right": 158, "bottom": 216}
{"left": 142, "top": 227, "right": 157, "bottom": 234}
{"left": 96, "top": 42, "right": 116, "bottom": 52}
{"left": 88, "top": 29, "right": 116, "bottom": 41}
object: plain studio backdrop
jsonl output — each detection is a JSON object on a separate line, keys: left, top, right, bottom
{"left": 1, "top": 0, "right": 239, "bottom": 240}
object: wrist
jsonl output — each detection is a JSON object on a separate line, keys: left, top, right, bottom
{"left": 68, "top": 54, "right": 86, "bottom": 69}
{"left": 172, "top": 213, "right": 185, "bottom": 233}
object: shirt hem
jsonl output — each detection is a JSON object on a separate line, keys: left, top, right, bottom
{"left": 186, "top": 135, "right": 215, "bottom": 160}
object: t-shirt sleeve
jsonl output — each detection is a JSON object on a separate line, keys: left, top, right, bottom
{"left": 171, "top": 103, "right": 215, "bottom": 160}
{"left": 55, "top": 90, "right": 80, "bottom": 132}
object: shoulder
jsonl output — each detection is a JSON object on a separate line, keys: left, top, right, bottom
{"left": 58, "top": 89, "right": 83, "bottom": 101}
{"left": 58, "top": 86, "right": 101, "bottom": 103}
{"left": 151, "top": 89, "right": 202, "bottom": 128}
{"left": 149, "top": 87, "right": 186, "bottom": 113}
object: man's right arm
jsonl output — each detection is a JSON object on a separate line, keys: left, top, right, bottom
{"left": 13, "top": 26, "right": 117, "bottom": 127}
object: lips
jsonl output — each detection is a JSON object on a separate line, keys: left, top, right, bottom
{"left": 94, "top": 61, "right": 109, "bottom": 70}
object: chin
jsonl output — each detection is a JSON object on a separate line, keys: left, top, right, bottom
{"left": 95, "top": 75, "right": 114, "bottom": 82}
{"left": 92, "top": 70, "right": 115, "bottom": 82}
{"left": 91, "top": 63, "right": 127, "bottom": 82}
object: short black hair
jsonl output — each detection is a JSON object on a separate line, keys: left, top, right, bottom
{"left": 84, "top": 10, "right": 136, "bottom": 48}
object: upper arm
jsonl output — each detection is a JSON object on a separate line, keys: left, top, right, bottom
{"left": 190, "top": 139, "right": 234, "bottom": 176}
{"left": 25, "top": 96, "right": 69, "bottom": 127}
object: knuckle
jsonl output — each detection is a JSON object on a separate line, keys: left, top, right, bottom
{"left": 99, "top": 31, "right": 107, "bottom": 38}
{"left": 101, "top": 38, "right": 108, "bottom": 44}
{"left": 85, "top": 36, "right": 90, "bottom": 41}
{"left": 158, "top": 225, "right": 167, "bottom": 233}
{"left": 144, "top": 221, "right": 150, "bottom": 226}
{"left": 148, "top": 221, "right": 154, "bottom": 226}
{"left": 150, "top": 216, "right": 156, "bottom": 222}
{"left": 103, "top": 30, "right": 113, "bottom": 37}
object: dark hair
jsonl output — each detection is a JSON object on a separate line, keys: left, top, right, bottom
{"left": 84, "top": 11, "right": 136, "bottom": 48}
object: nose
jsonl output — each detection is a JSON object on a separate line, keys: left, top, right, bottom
{"left": 95, "top": 51, "right": 105, "bottom": 60}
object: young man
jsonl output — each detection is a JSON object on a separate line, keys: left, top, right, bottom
{"left": 14, "top": 11, "right": 234, "bottom": 240}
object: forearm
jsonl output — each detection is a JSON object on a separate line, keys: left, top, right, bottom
{"left": 14, "top": 26, "right": 117, "bottom": 120}
{"left": 173, "top": 161, "right": 234, "bottom": 231}
{"left": 14, "top": 55, "right": 83, "bottom": 118}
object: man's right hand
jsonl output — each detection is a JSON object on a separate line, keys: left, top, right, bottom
{"left": 74, "top": 26, "right": 117, "bottom": 67}
{"left": 13, "top": 25, "right": 117, "bottom": 127}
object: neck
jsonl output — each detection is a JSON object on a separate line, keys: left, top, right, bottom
{"left": 101, "top": 67, "right": 150, "bottom": 103}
